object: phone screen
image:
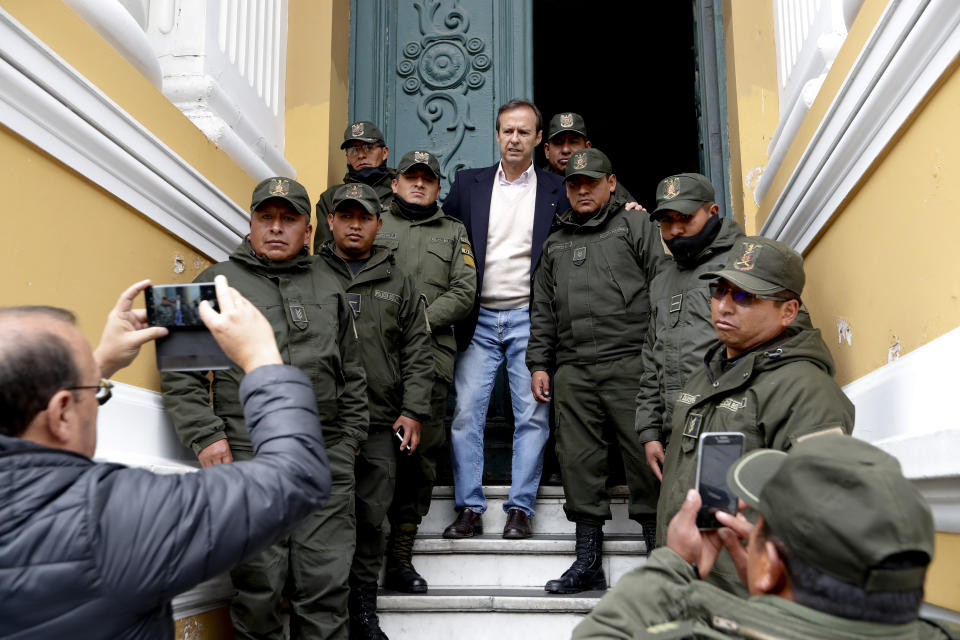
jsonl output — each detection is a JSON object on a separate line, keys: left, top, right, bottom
{"left": 695, "top": 433, "right": 745, "bottom": 529}
{"left": 145, "top": 284, "right": 218, "bottom": 328}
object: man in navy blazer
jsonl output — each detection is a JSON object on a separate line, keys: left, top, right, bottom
{"left": 441, "top": 98, "right": 570, "bottom": 540}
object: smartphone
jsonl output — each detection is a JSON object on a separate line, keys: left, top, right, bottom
{"left": 145, "top": 283, "right": 218, "bottom": 328}
{"left": 695, "top": 432, "right": 745, "bottom": 529}
{"left": 143, "top": 283, "right": 230, "bottom": 371}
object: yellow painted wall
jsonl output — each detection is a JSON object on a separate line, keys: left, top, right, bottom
{"left": 927, "top": 533, "right": 960, "bottom": 612}
{"left": 286, "top": 0, "right": 351, "bottom": 241}
{"left": 721, "top": 0, "right": 779, "bottom": 232}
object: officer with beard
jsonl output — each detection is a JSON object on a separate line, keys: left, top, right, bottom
{"left": 314, "top": 121, "right": 395, "bottom": 250}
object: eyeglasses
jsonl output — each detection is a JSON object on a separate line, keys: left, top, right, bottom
{"left": 345, "top": 143, "right": 381, "bottom": 157}
{"left": 709, "top": 281, "right": 792, "bottom": 306}
{"left": 66, "top": 378, "right": 114, "bottom": 406}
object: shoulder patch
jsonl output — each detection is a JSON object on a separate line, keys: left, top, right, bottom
{"left": 795, "top": 425, "right": 846, "bottom": 442}
{"left": 461, "top": 241, "right": 476, "bottom": 268}
{"left": 374, "top": 289, "right": 402, "bottom": 305}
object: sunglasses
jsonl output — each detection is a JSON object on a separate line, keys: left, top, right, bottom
{"left": 345, "top": 143, "right": 382, "bottom": 157}
{"left": 709, "top": 281, "right": 792, "bottom": 306}
{"left": 65, "top": 378, "right": 114, "bottom": 406}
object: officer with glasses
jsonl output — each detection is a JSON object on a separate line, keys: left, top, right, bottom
{"left": 314, "top": 121, "right": 395, "bottom": 251}
{"left": 654, "top": 235, "right": 855, "bottom": 596}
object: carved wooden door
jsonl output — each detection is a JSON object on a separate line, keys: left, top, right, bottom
{"left": 349, "top": 0, "right": 532, "bottom": 193}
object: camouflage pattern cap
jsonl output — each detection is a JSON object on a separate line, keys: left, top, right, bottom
{"left": 340, "top": 121, "right": 385, "bottom": 148}
{"left": 396, "top": 150, "right": 442, "bottom": 179}
{"left": 700, "top": 235, "right": 804, "bottom": 296}
{"left": 333, "top": 182, "right": 381, "bottom": 216}
{"left": 546, "top": 112, "right": 588, "bottom": 141}
{"left": 564, "top": 148, "right": 613, "bottom": 180}
{"left": 250, "top": 177, "right": 311, "bottom": 215}
{"left": 651, "top": 173, "right": 715, "bottom": 218}
{"left": 726, "top": 434, "right": 934, "bottom": 591}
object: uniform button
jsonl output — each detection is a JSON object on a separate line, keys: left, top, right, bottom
{"left": 743, "top": 373, "right": 749, "bottom": 378}
{"left": 712, "top": 381, "right": 720, "bottom": 388}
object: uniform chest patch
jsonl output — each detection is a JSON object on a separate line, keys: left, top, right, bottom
{"left": 375, "top": 289, "right": 402, "bottom": 305}
{"left": 346, "top": 293, "right": 361, "bottom": 315}
{"left": 548, "top": 241, "right": 573, "bottom": 255}
{"left": 669, "top": 293, "right": 683, "bottom": 314}
{"left": 572, "top": 246, "right": 587, "bottom": 265}
{"left": 677, "top": 392, "right": 700, "bottom": 406}
{"left": 376, "top": 232, "right": 398, "bottom": 239}
{"left": 289, "top": 303, "right": 308, "bottom": 323}
{"left": 718, "top": 397, "right": 747, "bottom": 412}
{"left": 431, "top": 236, "right": 454, "bottom": 245}
{"left": 682, "top": 412, "right": 703, "bottom": 439}
{"left": 597, "top": 225, "right": 628, "bottom": 240}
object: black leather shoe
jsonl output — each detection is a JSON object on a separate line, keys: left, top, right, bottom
{"left": 384, "top": 526, "right": 428, "bottom": 593}
{"left": 544, "top": 523, "right": 607, "bottom": 594}
{"left": 502, "top": 508, "right": 532, "bottom": 539}
{"left": 442, "top": 509, "right": 483, "bottom": 538}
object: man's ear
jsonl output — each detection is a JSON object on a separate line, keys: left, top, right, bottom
{"left": 608, "top": 174, "right": 618, "bottom": 194}
{"left": 377, "top": 217, "right": 383, "bottom": 231}
{"left": 585, "top": 140, "right": 593, "bottom": 148}
{"left": 780, "top": 299, "right": 800, "bottom": 328}
{"left": 44, "top": 390, "right": 75, "bottom": 446}
{"left": 754, "top": 539, "right": 789, "bottom": 594}
{"left": 327, "top": 213, "right": 335, "bottom": 232}
{"left": 709, "top": 203, "right": 720, "bottom": 216}
{"left": 391, "top": 179, "right": 399, "bottom": 194}
{"left": 382, "top": 146, "right": 389, "bottom": 162}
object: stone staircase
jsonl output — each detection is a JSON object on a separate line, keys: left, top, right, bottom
{"left": 378, "top": 485, "right": 650, "bottom": 639}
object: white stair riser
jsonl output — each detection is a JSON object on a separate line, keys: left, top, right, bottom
{"left": 380, "top": 612, "right": 586, "bottom": 639}
{"left": 421, "top": 499, "right": 643, "bottom": 536}
{"left": 407, "top": 553, "right": 646, "bottom": 589}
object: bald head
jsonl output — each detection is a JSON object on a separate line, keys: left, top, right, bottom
{"left": 0, "top": 307, "right": 99, "bottom": 455}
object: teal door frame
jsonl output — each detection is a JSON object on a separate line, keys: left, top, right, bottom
{"left": 693, "top": 0, "right": 732, "bottom": 216}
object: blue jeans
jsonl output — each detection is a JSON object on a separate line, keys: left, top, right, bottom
{"left": 450, "top": 306, "right": 549, "bottom": 517}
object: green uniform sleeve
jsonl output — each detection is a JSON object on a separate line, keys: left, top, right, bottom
{"left": 424, "top": 225, "right": 478, "bottom": 329}
{"left": 572, "top": 548, "right": 698, "bottom": 639}
{"left": 636, "top": 317, "right": 664, "bottom": 443}
{"left": 398, "top": 280, "right": 435, "bottom": 422}
{"left": 335, "top": 292, "right": 369, "bottom": 451}
{"left": 161, "top": 369, "right": 227, "bottom": 455}
{"left": 526, "top": 251, "right": 557, "bottom": 373}
{"left": 633, "top": 212, "right": 667, "bottom": 283}
{"left": 313, "top": 187, "right": 336, "bottom": 254}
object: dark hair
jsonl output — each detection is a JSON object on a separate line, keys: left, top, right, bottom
{"left": 0, "top": 307, "right": 80, "bottom": 437}
{"left": 496, "top": 98, "right": 543, "bottom": 133}
{"left": 759, "top": 520, "right": 925, "bottom": 624}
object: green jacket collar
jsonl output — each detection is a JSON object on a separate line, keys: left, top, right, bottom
{"left": 387, "top": 200, "right": 446, "bottom": 225}
{"left": 317, "top": 242, "right": 394, "bottom": 280}
{"left": 555, "top": 201, "right": 623, "bottom": 230}
{"left": 751, "top": 596, "right": 921, "bottom": 639}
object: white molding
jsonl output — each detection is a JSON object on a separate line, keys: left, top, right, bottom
{"left": 0, "top": 8, "right": 248, "bottom": 262}
{"left": 760, "top": 0, "right": 960, "bottom": 253}
{"left": 172, "top": 574, "right": 235, "bottom": 620}
{"left": 921, "top": 604, "right": 960, "bottom": 626}
{"left": 94, "top": 380, "right": 199, "bottom": 471}
{"left": 844, "top": 325, "right": 960, "bottom": 532}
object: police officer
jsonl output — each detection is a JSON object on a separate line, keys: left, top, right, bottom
{"left": 162, "top": 177, "right": 368, "bottom": 639}
{"left": 373, "top": 150, "right": 477, "bottom": 593}
{"left": 574, "top": 434, "right": 960, "bottom": 639}
{"left": 541, "top": 112, "right": 634, "bottom": 202}
{"left": 635, "top": 174, "right": 746, "bottom": 507}
{"left": 314, "top": 121, "right": 395, "bottom": 250}
{"left": 315, "top": 182, "right": 433, "bottom": 640}
{"left": 656, "top": 235, "right": 855, "bottom": 595}
{"left": 527, "top": 148, "right": 664, "bottom": 593}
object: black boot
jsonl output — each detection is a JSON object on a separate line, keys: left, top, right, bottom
{"left": 384, "top": 525, "right": 427, "bottom": 593}
{"left": 348, "top": 582, "right": 388, "bottom": 640}
{"left": 544, "top": 523, "right": 607, "bottom": 593}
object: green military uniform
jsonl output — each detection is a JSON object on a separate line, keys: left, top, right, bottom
{"left": 657, "top": 236, "right": 855, "bottom": 595}
{"left": 314, "top": 240, "right": 433, "bottom": 590}
{"left": 635, "top": 216, "right": 745, "bottom": 442}
{"left": 528, "top": 149, "right": 664, "bottom": 527}
{"left": 573, "top": 548, "right": 960, "bottom": 640}
{"left": 576, "top": 435, "right": 960, "bottom": 640}
{"left": 162, "top": 178, "right": 368, "bottom": 640}
{"left": 313, "top": 169, "right": 395, "bottom": 251}
{"left": 376, "top": 197, "right": 477, "bottom": 528}
{"left": 162, "top": 240, "right": 368, "bottom": 640}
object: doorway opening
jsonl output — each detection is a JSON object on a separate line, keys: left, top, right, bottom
{"left": 532, "top": 1, "right": 702, "bottom": 209}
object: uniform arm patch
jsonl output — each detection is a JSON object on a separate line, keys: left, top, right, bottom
{"left": 461, "top": 241, "right": 476, "bottom": 268}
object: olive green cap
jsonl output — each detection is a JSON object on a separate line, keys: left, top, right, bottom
{"left": 340, "top": 120, "right": 385, "bottom": 148}
{"left": 700, "top": 236, "right": 805, "bottom": 296}
{"left": 333, "top": 182, "right": 380, "bottom": 216}
{"left": 652, "top": 173, "right": 715, "bottom": 217}
{"left": 250, "top": 177, "right": 310, "bottom": 215}
{"left": 397, "top": 150, "right": 441, "bottom": 179}
{"left": 726, "top": 434, "right": 933, "bottom": 592}
{"left": 547, "top": 112, "right": 588, "bottom": 141}
{"left": 564, "top": 148, "right": 613, "bottom": 180}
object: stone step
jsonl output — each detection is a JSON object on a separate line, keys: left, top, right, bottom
{"left": 405, "top": 534, "right": 647, "bottom": 589}
{"left": 421, "top": 485, "right": 646, "bottom": 536}
{"left": 379, "top": 588, "right": 603, "bottom": 639}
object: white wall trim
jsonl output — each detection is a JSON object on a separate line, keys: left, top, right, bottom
{"left": 760, "top": 0, "right": 960, "bottom": 253}
{"left": 0, "top": 8, "right": 247, "bottom": 262}
{"left": 845, "top": 325, "right": 960, "bottom": 532}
